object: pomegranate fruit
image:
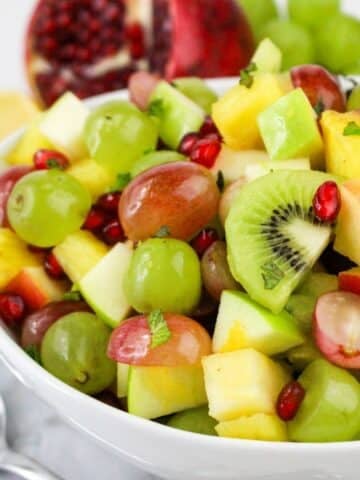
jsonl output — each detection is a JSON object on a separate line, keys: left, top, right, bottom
{"left": 25, "top": 0, "right": 254, "bottom": 107}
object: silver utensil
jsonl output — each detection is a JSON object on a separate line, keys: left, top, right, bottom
{"left": 0, "top": 395, "right": 62, "bottom": 480}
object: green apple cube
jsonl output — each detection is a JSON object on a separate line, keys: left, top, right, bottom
{"left": 127, "top": 365, "right": 207, "bottom": 419}
{"left": 172, "top": 77, "right": 218, "bottom": 114}
{"left": 289, "top": 359, "right": 360, "bottom": 442}
{"left": 244, "top": 158, "right": 310, "bottom": 182}
{"left": 117, "top": 363, "right": 130, "bottom": 398}
{"left": 213, "top": 291, "right": 304, "bottom": 355}
{"left": 251, "top": 38, "right": 282, "bottom": 74}
{"left": 202, "top": 349, "right": 290, "bottom": 422}
{"left": 167, "top": 406, "right": 217, "bottom": 436}
{"left": 39, "top": 92, "right": 89, "bottom": 161}
{"left": 149, "top": 81, "right": 205, "bottom": 149}
{"left": 79, "top": 242, "right": 133, "bottom": 328}
{"left": 258, "top": 88, "right": 323, "bottom": 163}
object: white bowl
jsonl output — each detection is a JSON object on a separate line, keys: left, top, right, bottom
{"left": 0, "top": 78, "right": 359, "bottom": 480}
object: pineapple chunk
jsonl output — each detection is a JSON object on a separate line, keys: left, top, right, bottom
{"left": 202, "top": 349, "right": 290, "bottom": 422}
{"left": 67, "top": 158, "right": 114, "bottom": 199}
{"left": 212, "top": 73, "right": 286, "bottom": 151}
{"left": 0, "top": 229, "right": 40, "bottom": 289}
{"left": 53, "top": 231, "right": 109, "bottom": 283}
{"left": 321, "top": 110, "right": 360, "bottom": 178}
{"left": 0, "top": 92, "right": 40, "bottom": 142}
{"left": 216, "top": 413, "right": 287, "bottom": 441}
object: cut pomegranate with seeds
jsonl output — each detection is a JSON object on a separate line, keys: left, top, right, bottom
{"left": 276, "top": 381, "right": 305, "bottom": 422}
{"left": 178, "top": 132, "right": 201, "bottom": 156}
{"left": 83, "top": 207, "right": 108, "bottom": 232}
{"left": 44, "top": 251, "right": 65, "bottom": 279}
{"left": 33, "top": 149, "right": 69, "bottom": 170}
{"left": 25, "top": 0, "right": 254, "bottom": 106}
{"left": 0, "top": 293, "right": 26, "bottom": 328}
{"left": 200, "top": 116, "right": 221, "bottom": 137}
{"left": 190, "top": 137, "right": 221, "bottom": 168}
{"left": 191, "top": 228, "right": 219, "bottom": 257}
{"left": 314, "top": 291, "right": 360, "bottom": 369}
{"left": 97, "top": 192, "right": 122, "bottom": 213}
{"left": 102, "top": 219, "right": 125, "bottom": 245}
{"left": 313, "top": 181, "right": 341, "bottom": 223}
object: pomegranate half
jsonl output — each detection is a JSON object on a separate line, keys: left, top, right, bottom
{"left": 25, "top": 0, "right": 254, "bottom": 107}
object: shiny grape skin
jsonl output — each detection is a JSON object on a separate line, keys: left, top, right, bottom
{"left": 119, "top": 162, "right": 220, "bottom": 241}
{"left": 0, "top": 166, "right": 32, "bottom": 226}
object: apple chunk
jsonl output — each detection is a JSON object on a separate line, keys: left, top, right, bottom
{"left": 339, "top": 267, "right": 360, "bottom": 295}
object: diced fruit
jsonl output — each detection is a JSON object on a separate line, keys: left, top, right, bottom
{"left": 238, "top": 0, "right": 278, "bottom": 41}
{"left": 286, "top": 338, "right": 322, "bottom": 371}
{"left": 297, "top": 272, "right": 338, "bottom": 298}
{"left": 0, "top": 293, "right": 26, "bottom": 329}
{"left": 216, "top": 413, "right": 287, "bottom": 441}
{"left": 226, "top": 170, "right": 335, "bottom": 314}
{"left": 117, "top": 363, "right": 130, "bottom": 399}
{"left": 79, "top": 242, "right": 133, "bottom": 328}
{"left": 258, "top": 89, "right": 324, "bottom": 169}
{"left": 334, "top": 180, "right": 360, "bottom": 264}
{"left": 41, "top": 312, "right": 116, "bottom": 395}
{"left": 251, "top": 38, "right": 282, "bottom": 74}
{"left": 285, "top": 294, "right": 317, "bottom": 334}
{"left": 127, "top": 365, "right": 207, "bottom": 419}
{"left": 288, "top": 359, "right": 360, "bottom": 442}
{"left": 167, "top": 406, "right": 217, "bottom": 436}
{"left": 339, "top": 267, "right": 360, "bottom": 295}
{"left": 0, "top": 92, "right": 39, "bottom": 141}
{"left": 38, "top": 92, "right": 89, "bottom": 161}
{"left": 172, "top": 78, "right": 218, "bottom": 114}
{"left": 6, "top": 267, "right": 67, "bottom": 311}
{"left": 124, "top": 238, "right": 201, "bottom": 315}
{"left": 67, "top": 158, "right": 114, "bottom": 200}
{"left": 190, "top": 136, "right": 221, "bottom": 169}
{"left": 202, "top": 349, "right": 289, "bottom": 422}
{"left": 0, "top": 166, "right": 33, "bottom": 227}
{"left": 347, "top": 85, "right": 360, "bottom": 111}
{"left": 130, "top": 151, "right": 186, "bottom": 178}
{"left": 213, "top": 291, "right": 304, "bottom": 355}
{"left": 53, "top": 231, "right": 109, "bottom": 284}
{"left": 149, "top": 81, "right": 205, "bottom": 149}
{"left": 108, "top": 313, "right": 211, "bottom": 367}
{"left": 313, "top": 181, "right": 341, "bottom": 223}
{"left": 288, "top": 0, "right": 340, "bottom": 31}
{"left": 321, "top": 111, "right": 360, "bottom": 178}
{"left": 0, "top": 228, "right": 40, "bottom": 289}
{"left": 276, "top": 380, "right": 305, "bottom": 421}
{"left": 314, "top": 291, "right": 360, "bottom": 369}
{"left": 212, "top": 73, "right": 285, "bottom": 151}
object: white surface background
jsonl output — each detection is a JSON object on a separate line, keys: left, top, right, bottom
{"left": 1, "top": 1, "right": 360, "bottom": 479}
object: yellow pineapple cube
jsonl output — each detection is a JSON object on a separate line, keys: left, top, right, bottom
{"left": 202, "top": 349, "right": 289, "bottom": 422}
{"left": 321, "top": 110, "right": 360, "bottom": 178}
{"left": 212, "top": 73, "right": 287, "bottom": 151}
{"left": 67, "top": 158, "right": 114, "bottom": 200}
{"left": 216, "top": 413, "right": 287, "bottom": 441}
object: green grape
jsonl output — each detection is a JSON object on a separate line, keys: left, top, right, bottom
{"left": 347, "top": 85, "right": 360, "bottom": 111}
{"left": 41, "top": 312, "right": 116, "bottom": 395}
{"left": 260, "top": 19, "right": 315, "bottom": 71}
{"left": 84, "top": 100, "right": 158, "bottom": 174}
{"left": 124, "top": 238, "right": 201, "bottom": 314}
{"left": 238, "top": 0, "right": 278, "bottom": 41}
{"left": 167, "top": 406, "right": 217, "bottom": 436}
{"left": 288, "top": 0, "right": 340, "bottom": 31}
{"left": 315, "top": 14, "right": 360, "bottom": 73}
{"left": 130, "top": 150, "right": 186, "bottom": 177}
{"left": 7, "top": 170, "right": 91, "bottom": 247}
{"left": 172, "top": 78, "right": 218, "bottom": 114}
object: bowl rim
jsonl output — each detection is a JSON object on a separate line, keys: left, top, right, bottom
{"left": 0, "top": 76, "right": 360, "bottom": 452}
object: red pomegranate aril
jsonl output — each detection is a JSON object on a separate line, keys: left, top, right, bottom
{"left": 200, "top": 116, "right": 221, "bottom": 137}
{"left": 313, "top": 181, "right": 341, "bottom": 223}
{"left": 191, "top": 228, "right": 219, "bottom": 257}
{"left": 190, "top": 137, "right": 221, "bottom": 168}
{"left": 83, "top": 207, "right": 107, "bottom": 232}
{"left": 44, "top": 252, "right": 65, "bottom": 279}
{"left": 0, "top": 293, "right": 26, "bottom": 328}
{"left": 97, "top": 192, "right": 122, "bottom": 213}
{"left": 178, "top": 132, "right": 201, "bottom": 156}
{"left": 33, "top": 149, "right": 69, "bottom": 170}
{"left": 276, "top": 381, "right": 305, "bottom": 422}
{"left": 102, "top": 220, "right": 125, "bottom": 245}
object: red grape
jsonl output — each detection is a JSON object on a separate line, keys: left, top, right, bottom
{"left": 0, "top": 166, "right": 32, "bottom": 226}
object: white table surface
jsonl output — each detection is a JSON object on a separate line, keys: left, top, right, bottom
{"left": 1, "top": 1, "right": 360, "bottom": 479}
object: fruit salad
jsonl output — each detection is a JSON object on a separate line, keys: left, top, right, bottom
{"left": 2, "top": 38, "right": 360, "bottom": 443}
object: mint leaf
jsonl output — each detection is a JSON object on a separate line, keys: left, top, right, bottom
{"left": 216, "top": 170, "right": 225, "bottom": 192}
{"left": 314, "top": 99, "right": 325, "bottom": 116}
{"left": 343, "top": 121, "right": 360, "bottom": 136}
{"left": 261, "top": 261, "right": 284, "bottom": 290}
{"left": 155, "top": 225, "right": 171, "bottom": 238}
{"left": 148, "top": 99, "right": 164, "bottom": 117}
{"left": 110, "top": 172, "right": 131, "bottom": 192}
{"left": 63, "top": 291, "right": 82, "bottom": 302}
{"left": 148, "top": 310, "right": 171, "bottom": 349}
{"left": 239, "top": 62, "right": 257, "bottom": 88}
{"left": 24, "top": 345, "right": 42, "bottom": 365}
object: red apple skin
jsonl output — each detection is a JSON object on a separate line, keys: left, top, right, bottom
{"left": 339, "top": 268, "right": 360, "bottom": 296}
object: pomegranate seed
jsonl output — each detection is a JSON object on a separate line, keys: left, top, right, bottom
{"left": 28, "top": 245, "right": 48, "bottom": 254}
{"left": 0, "top": 293, "right": 26, "bottom": 328}
{"left": 83, "top": 207, "right": 107, "bottom": 231}
{"left": 102, "top": 220, "right": 125, "bottom": 245}
{"left": 44, "top": 252, "right": 65, "bottom": 279}
{"left": 190, "top": 137, "right": 221, "bottom": 168}
{"left": 97, "top": 192, "right": 121, "bottom": 213}
{"left": 33, "top": 149, "right": 69, "bottom": 170}
{"left": 126, "top": 22, "right": 145, "bottom": 59}
{"left": 200, "top": 116, "right": 221, "bottom": 137}
{"left": 178, "top": 132, "right": 201, "bottom": 156}
{"left": 276, "top": 381, "right": 305, "bottom": 421}
{"left": 191, "top": 228, "right": 219, "bottom": 257}
{"left": 313, "top": 181, "right": 341, "bottom": 223}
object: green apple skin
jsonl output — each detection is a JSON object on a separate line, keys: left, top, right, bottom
{"left": 172, "top": 78, "right": 218, "bottom": 114}
{"left": 167, "top": 406, "right": 217, "bottom": 436}
{"left": 130, "top": 151, "right": 186, "bottom": 178}
{"left": 289, "top": 359, "right": 360, "bottom": 442}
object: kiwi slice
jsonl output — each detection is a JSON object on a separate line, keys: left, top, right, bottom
{"left": 226, "top": 170, "right": 337, "bottom": 313}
